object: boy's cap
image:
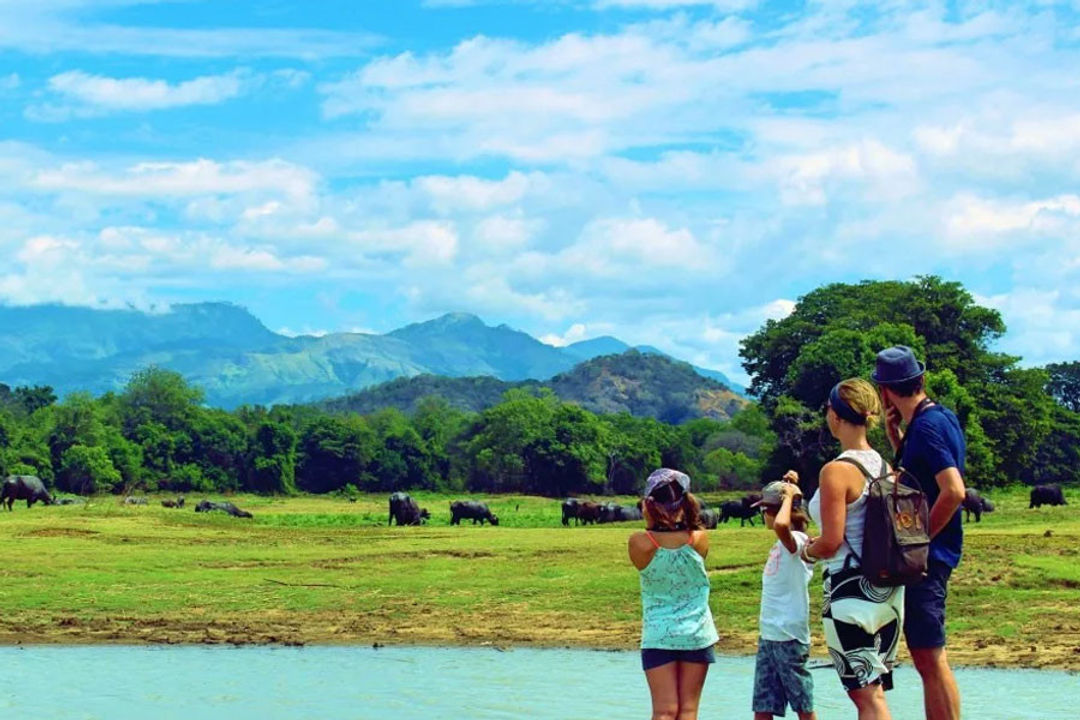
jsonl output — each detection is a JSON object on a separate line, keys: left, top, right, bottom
{"left": 643, "top": 468, "right": 690, "bottom": 497}
{"left": 752, "top": 481, "right": 801, "bottom": 510}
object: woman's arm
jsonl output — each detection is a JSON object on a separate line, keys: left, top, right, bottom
{"left": 804, "top": 462, "right": 849, "bottom": 561}
{"left": 772, "top": 484, "right": 801, "bottom": 554}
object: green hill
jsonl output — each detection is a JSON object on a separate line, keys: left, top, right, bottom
{"left": 322, "top": 351, "right": 748, "bottom": 422}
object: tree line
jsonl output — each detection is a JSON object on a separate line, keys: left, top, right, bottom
{"left": 0, "top": 371, "right": 775, "bottom": 497}
{"left": 0, "top": 276, "right": 1075, "bottom": 497}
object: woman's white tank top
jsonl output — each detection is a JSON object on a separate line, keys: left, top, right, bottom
{"left": 807, "top": 448, "right": 883, "bottom": 572}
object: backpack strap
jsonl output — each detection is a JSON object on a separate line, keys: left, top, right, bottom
{"left": 831, "top": 456, "right": 875, "bottom": 565}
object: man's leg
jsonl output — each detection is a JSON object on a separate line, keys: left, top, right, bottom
{"left": 909, "top": 647, "right": 960, "bottom": 720}
{"left": 905, "top": 561, "right": 960, "bottom": 720}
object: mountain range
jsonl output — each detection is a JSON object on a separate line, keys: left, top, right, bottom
{"left": 0, "top": 303, "right": 744, "bottom": 408}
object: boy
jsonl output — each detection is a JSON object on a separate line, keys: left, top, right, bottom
{"left": 752, "top": 478, "right": 817, "bottom": 720}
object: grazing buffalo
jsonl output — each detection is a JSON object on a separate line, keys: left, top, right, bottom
{"left": 1030, "top": 484, "right": 1067, "bottom": 509}
{"left": 194, "top": 500, "right": 254, "bottom": 519}
{"left": 719, "top": 498, "right": 759, "bottom": 527}
{"left": 124, "top": 496, "right": 148, "bottom": 505}
{"left": 561, "top": 498, "right": 581, "bottom": 526}
{"left": 962, "top": 489, "right": 995, "bottom": 523}
{"left": 388, "top": 492, "right": 430, "bottom": 526}
{"left": 598, "top": 502, "right": 644, "bottom": 524}
{"left": 2, "top": 475, "right": 53, "bottom": 510}
{"left": 449, "top": 500, "right": 499, "bottom": 526}
{"left": 161, "top": 497, "right": 185, "bottom": 509}
{"left": 700, "top": 508, "right": 720, "bottom": 529}
{"left": 575, "top": 501, "right": 602, "bottom": 526}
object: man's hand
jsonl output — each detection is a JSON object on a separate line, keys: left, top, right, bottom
{"left": 884, "top": 403, "right": 903, "bottom": 451}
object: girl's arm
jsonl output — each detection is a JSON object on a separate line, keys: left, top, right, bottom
{"left": 804, "top": 462, "right": 849, "bottom": 561}
{"left": 772, "top": 485, "right": 801, "bottom": 554}
{"left": 628, "top": 532, "right": 656, "bottom": 570}
{"left": 690, "top": 529, "right": 709, "bottom": 560}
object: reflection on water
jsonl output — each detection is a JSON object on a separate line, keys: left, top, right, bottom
{"left": 1, "top": 645, "right": 1073, "bottom": 720}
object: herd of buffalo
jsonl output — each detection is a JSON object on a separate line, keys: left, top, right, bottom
{"left": 1, "top": 474, "right": 1070, "bottom": 526}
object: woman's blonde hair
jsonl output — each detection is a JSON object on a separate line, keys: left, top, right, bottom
{"left": 836, "top": 377, "right": 882, "bottom": 429}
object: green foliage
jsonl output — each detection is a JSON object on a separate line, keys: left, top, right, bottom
{"left": 59, "top": 444, "right": 122, "bottom": 494}
{"left": 1046, "top": 361, "right": 1080, "bottom": 413}
{"left": 740, "top": 276, "right": 1072, "bottom": 488}
{"left": 246, "top": 420, "right": 297, "bottom": 494}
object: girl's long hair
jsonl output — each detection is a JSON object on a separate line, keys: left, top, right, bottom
{"left": 644, "top": 482, "right": 703, "bottom": 531}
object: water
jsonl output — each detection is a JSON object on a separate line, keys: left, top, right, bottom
{"left": 1, "top": 645, "right": 1073, "bottom": 720}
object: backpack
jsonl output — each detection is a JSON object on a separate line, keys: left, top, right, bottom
{"left": 835, "top": 457, "right": 930, "bottom": 587}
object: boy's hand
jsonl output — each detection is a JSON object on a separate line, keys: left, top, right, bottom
{"left": 782, "top": 470, "right": 800, "bottom": 485}
{"left": 781, "top": 482, "right": 802, "bottom": 499}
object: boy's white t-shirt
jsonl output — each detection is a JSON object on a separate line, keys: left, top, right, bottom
{"left": 759, "top": 530, "right": 814, "bottom": 645}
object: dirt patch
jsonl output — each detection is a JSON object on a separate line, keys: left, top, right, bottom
{"left": 20, "top": 528, "right": 100, "bottom": 538}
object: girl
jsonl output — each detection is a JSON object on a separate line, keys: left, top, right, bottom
{"left": 628, "top": 468, "right": 719, "bottom": 720}
{"left": 804, "top": 378, "right": 905, "bottom": 720}
{"left": 752, "top": 477, "right": 817, "bottom": 720}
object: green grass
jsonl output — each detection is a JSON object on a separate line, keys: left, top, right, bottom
{"left": 1, "top": 485, "right": 1078, "bottom": 669}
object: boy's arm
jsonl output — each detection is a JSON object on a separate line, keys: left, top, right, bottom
{"left": 772, "top": 486, "right": 801, "bottom": 554}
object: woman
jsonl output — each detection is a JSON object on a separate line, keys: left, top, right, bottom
{"left": 628, "top": 468, "right": 718, "bottom": 720}
{"left": 803, "top": 379, "right": 904, "bottom": 720}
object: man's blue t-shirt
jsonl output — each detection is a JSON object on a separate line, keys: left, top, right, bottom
{"left": 899, "top": 404, "right": 966, "bottom": 568}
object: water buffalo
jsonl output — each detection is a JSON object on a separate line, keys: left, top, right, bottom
{"left": 450, "top": 500, "right": 498, "bottom": 526}
{"left": 161, "top": 497, "right": 185, "bottom": 509}
{"left": 561, "top": 498, "right": 581, "bottom": 526}
{"left": 194, "top": 500, "right": 253, "bottom": 519}
{"left": 388, "top": 492, "right": 430, "bottom": 526}
{"left": 963, "top": 489, "right": 995, "bottom": 523}
{"left": 598, "top": 502, "right": 643, "bottom": 523}
{"left": 576, "top": 501, "right": 602, "bottom": 525}
{"left": 1030, "top": 484, "right": 1067, "bottom": 509}
{"left": 700, "top": 508, "right": 720, "bottom": 529}
{"left": 124, "top": 496, "right": 148, "bottom": 505}
{"left": 2, "top": 475, "right": 53, "bottom": 510}
{"left": 719, "top": 498, "right": 759, "bottom": 527}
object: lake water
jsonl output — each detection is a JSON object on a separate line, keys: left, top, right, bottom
{"left": 0, "top": 645, "right": 1073, "bottom": 720}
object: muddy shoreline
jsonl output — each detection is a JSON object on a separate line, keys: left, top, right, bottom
{"left": 2, "top": 616, "right": 1076, "bottom": 672}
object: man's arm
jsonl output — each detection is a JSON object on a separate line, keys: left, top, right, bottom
{"left": 928, "top": 466, "right": 966, "bottom": 539}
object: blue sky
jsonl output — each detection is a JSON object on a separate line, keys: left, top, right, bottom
{"left": 2, "top": 0, "right": 1079, "bottom": 384}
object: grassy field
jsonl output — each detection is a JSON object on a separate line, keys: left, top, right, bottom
{"left": 0, "top": 487, "right": 1077, "bottom": 670}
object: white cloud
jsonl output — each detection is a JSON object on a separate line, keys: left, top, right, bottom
{"left": 944, "top": 193, "right": 1080, "bottom": 244}
{"left": 472, "top": 215, "right": 541, "bottom": 253}
{"left": 564, "top": 217, "right": 717, "bottom": 275}
{"left": 540, "top": 323, "right": 588, "bottom": 346}
{"left": 31, "top": 158, "right": 318, "bottom": 200}
{"left": 416, "top": 171, "right": 539, "bottom": 213}
{"left": 771, "top": 140, "right": 919, "bottom": 206}
{"left": 0, "top": 72, "right": 18, "bottom": 90}
{"left": 46, "top": 69, "right": 248, "bottom": 111}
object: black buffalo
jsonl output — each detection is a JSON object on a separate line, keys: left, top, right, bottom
{"left": 719, "top": 497, "right": 759, "bottom": 527}
{"left": 1030, "top": 484, "right": 1067, "bottom": 509}
{"left": 962, "top": 489, "right": 994, "bottom": 523}
{"left": 161, "top": 497, "right": 185, "bottom": 509}
{"left": 388, "top": 492, "right": 430, "bottom": 526}
{"left": 561, "top": 498, "right": 581, "bottom": 526}
{"left": 194, "top": 500, "right": 254, "bottom": 519}
{"left": 598, "top": 502, "right": 643, "bottom": 524}
{"left": 700, "top": 508, "right": 720, "bottom": 529}
{"left": 450, "top": 500, "right": 498, "bottom": 526}
{"left": 2, "top": 475, "right": 53, "bottom": 510}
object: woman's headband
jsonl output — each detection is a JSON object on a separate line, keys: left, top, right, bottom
{"left": 829, "top": 383, "right": 867, "bottom": 426}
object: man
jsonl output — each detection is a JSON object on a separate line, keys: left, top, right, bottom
{"left": 872, "top": 346, "right": 966, "bottom": 720}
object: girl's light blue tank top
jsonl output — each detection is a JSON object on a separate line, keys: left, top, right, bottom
{"left": 639, "top": 539, "right": 719, "bottom": 650}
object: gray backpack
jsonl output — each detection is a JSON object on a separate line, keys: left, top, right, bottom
{"left": 837, "top": 457, "right": 930, "bottom": 587}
